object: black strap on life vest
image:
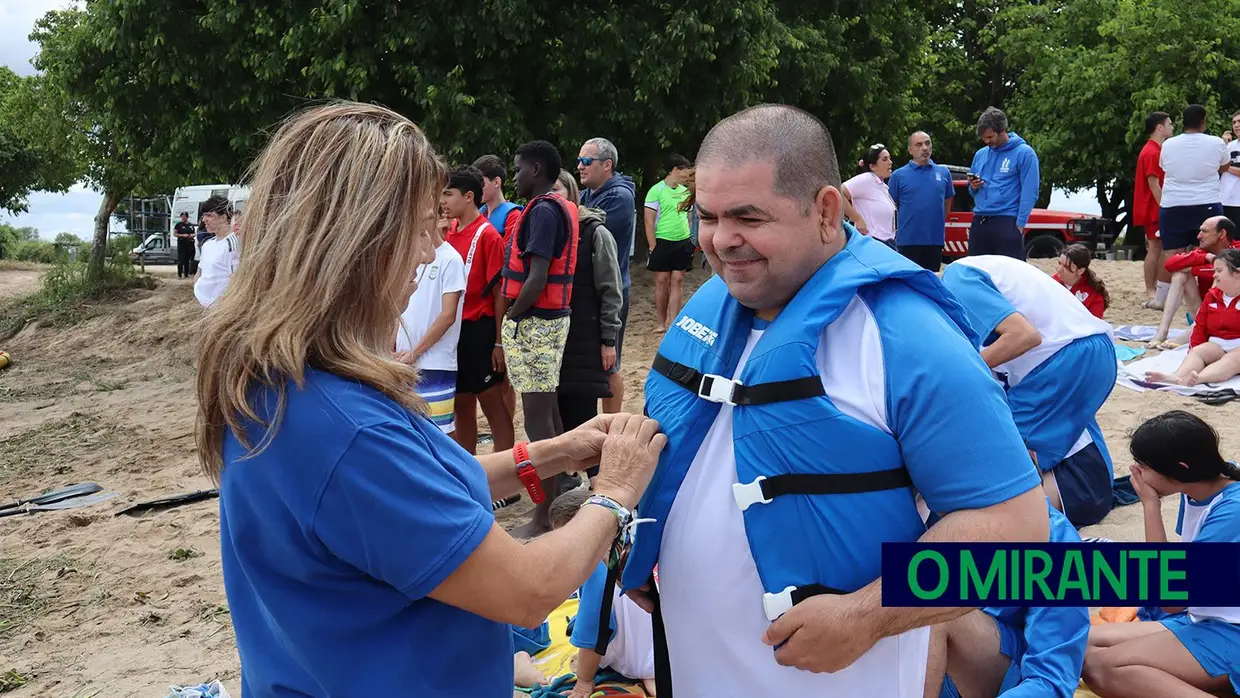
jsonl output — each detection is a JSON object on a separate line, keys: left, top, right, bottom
{"left": 651, "top": 354, "right": 825, "bottom": 405}
{"left": 649, "top": 577, "right": 674, "bottom": 698}
{"left": 592, "top": 563, "right": 621, "bottom": 655}
{"left": 786, "top": 583, "right": 847, "bottom": 605}
{"left": 753, "top": 469, "right": 912, "bottom": 498}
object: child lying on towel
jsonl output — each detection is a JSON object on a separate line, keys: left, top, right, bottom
{"left": 1083, "top": 411, "right": 1240, "bottom": 697}
{"left": 548, "top": 490, "right": 657, "bottom": 698}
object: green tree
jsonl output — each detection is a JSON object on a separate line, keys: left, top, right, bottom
{"left": 0, "top": 67, "right": 81, "bottom": 213}
{"left": 1003, "top": 0, "right": 1240, "bottom": 236}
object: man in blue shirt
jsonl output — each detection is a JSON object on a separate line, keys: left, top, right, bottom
{"left": 968, "top": 107, "right": 1041, "bottom": 260}
{"left": 889, "top": 131, "right": 955, "bottom": 271}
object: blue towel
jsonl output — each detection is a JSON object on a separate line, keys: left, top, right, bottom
{"left": 1114, "top": 344, "right": 1146, "bottom": 362}
{"left": 512, "top": 622, "right": 552, "bottom": 655}
{"left": 1112, "top": 475, "right": 1140, "bottom": 506}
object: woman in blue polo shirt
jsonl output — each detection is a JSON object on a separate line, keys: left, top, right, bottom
{"left": 193, "top": 102, "right": 665, "bottom": 698}
{"left": 888, "top": 131, "right": 955, "bottom": 271}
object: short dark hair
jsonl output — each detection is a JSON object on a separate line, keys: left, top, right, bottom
{"left": 446, "top": 166, "right": 484, "bottom": 206}
{"left": 202, "top": 195, "right": 233, "bottom": 220}
{"left": 1218, "top": 216, "right": 1237, "bottom": 240}
{"left": 1130, "top": 410, "right": 1240, "bottom": 483}
{"left": 1183, "top": 104, "right": 1207, "bottom": 130}
{"left": 696, "top": 104, "right": 840, "bottom": 211}
{"left": 665, "top": 153, "right": 691, "bottom": 172}
{"left": 548, "top": 488, "right": 591, "bottom": 530}
{"left": 179, "top": 212, "right": 189, "bottom": 218}
{"left": 515, "top": 140, "right": 562, "bottom": 184}
{"left": 976, "top": 107, "right": 1008, "bottom": 136}
{"left": 1145, "top": 111, "right": 1171, "bottom": 136}
{"left": 472, "top": 154, "right": 507, "bottom": 184}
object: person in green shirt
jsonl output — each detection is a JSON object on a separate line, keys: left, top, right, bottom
{"left": 644, "top": 153, "right": 694, "bottom": 330}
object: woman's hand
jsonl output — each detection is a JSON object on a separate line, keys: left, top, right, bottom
{"left": 1130, "top": 464, "right": 1161, "bottom": 506}
{"left": 592, "top": 413, "right": 667, "bottom": 509}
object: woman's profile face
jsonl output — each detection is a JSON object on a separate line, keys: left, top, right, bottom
{"left": 1057, "top": 255, "right": 1083, "bottom": 286}
{"left": 552, "top": 180, "right": 569, "bottom": 199}
{"left": 392, "top": 213, "right": 438, "bottom": 312}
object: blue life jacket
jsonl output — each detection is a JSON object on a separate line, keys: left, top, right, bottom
{"left": 483, "top": 201, "right": 521, "bottom": 237}
{"left": 625, "top": 229, "right": 980, "bottom": 620}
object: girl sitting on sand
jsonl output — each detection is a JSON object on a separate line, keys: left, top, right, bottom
{"left": 1053, "top": 243, "right": 1109, "bottom": 319}
{"left": 1083, "top": 410, "right": 1240, "bottom": 697}
{"left": 1146, "top": 248, "right": 1240, "bottom": 386}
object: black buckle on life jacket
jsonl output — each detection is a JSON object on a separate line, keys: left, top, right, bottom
{"left": 651, "top": 354, "right": 825, "bottom": 406}
{"left": 763, "top": 584, "right": 847, "bottom": 621}
{"left": 732, "top": 470, "right": 913, "bottom": 511}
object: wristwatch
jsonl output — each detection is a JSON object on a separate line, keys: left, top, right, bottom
{"left": 513, "top": 442, "right": 545, "bottom": 504}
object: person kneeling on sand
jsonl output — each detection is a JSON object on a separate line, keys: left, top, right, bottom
{"left": 1149, "top": 216, "right": 1239, "bottom": 348}
{"left": 1146, "top": 249, "right": 1240, "bottom": 386}
{"left": 1083, "top": 411, "right": 1240, "bottom": 697}
{"left": 548, "top": 489, "right": 656, "bottom": 698}
{"left": 941, "top": 255, "right": 1118, "bottom": 527}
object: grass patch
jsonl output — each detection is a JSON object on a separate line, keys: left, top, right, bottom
{"left": 0, "top": 413, "right": 121, "bottom": 486}
{"left": 0, "top": 669, "right": 27, "bottom": 693}
{"left": 0, "top": 260, "right": 46, "bottom": 272}
{"left": 0, "top": 554, "right": 79, "bottom": 638}
{"left": 0, "top": 257, "right": 157, "bottom": 340}
{"left": 168, "top": 548, "right": 201, "bottom": 562}
{"left": 191, "top": 600, "right": 230, "bottom": 623}
{"left": 93, "top": 380, "right": 127, "bottom": 392}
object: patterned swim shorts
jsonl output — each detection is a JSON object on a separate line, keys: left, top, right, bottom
{"left": 502, "top": 315, "right": 571, "bottom": 394}
{"left": 416, "top": 369, "right": 456, "bottom": 433}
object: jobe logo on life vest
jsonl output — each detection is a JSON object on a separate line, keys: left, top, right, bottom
{"left": 675, "top": 315, "right": 718, "bottom": 346}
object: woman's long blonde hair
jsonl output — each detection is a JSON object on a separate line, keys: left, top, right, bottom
{"left": 195, "top": 101, "right": 446, "bottom": 482}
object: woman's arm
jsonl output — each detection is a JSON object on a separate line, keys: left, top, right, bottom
{"left": 980, "top": 313, "right": 1042, "bottom": 369}
{"left": 841, "top": 184, "right": 869, "bottom": 233}
{"left": 430, "top": 415, "right": 665, "bottom": 628}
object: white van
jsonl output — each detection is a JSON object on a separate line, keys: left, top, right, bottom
{"left": 130, "top": 184, "right": 251, "bottom": 263}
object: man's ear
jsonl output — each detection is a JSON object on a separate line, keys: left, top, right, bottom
{"left": 815, "top": 185, "right": 844, "bottom": 243}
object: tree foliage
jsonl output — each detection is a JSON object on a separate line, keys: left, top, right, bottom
{"left": 0, "top": 67, "right": 81, "bottom": 213}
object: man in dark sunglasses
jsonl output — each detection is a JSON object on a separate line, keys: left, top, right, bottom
{"left": 578, "top": 137, "right": 637, "bottom": 413}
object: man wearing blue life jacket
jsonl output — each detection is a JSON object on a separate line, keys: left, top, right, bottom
{"left": 929, "top": 500, "right": 1090, "bottom": 698}
{"left": 940, "top": 255, "right": 1117, "bottom": 528}
{"left": 625, "top": 103, "right": 1050, "bottom": 697}
{"left": 578, "top": 137, "right": 637, "bottom": 414}
{"left": 967, "top": 107, "right": 1041, "bottom": 260}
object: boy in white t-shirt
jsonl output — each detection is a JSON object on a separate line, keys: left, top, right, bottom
{"left": 395, "top": 222, "right": 466, "bottom": 433}
{"left": 193, "top": 195, "right": 241, "bottom": 308}
{"left": 1158, "top": 104, "right": 1230, "bottom": 253}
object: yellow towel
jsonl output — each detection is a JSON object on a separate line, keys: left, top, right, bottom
{"left": 529, "top": 597, "right": 649, "bottom": 696}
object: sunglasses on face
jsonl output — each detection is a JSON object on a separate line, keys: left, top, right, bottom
{"left": 576, "top": 157, "right": 598, "bottom": 167}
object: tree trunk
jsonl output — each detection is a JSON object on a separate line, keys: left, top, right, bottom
{"left": 89, "top": 189, "right": 124, "bottom": 282}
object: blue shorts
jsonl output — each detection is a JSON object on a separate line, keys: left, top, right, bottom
{"left": 1160, "top": 203, "right": 1224, "bottom": 250}
{"left": 1161, "top": 613, "right": 1240, "bottom": 693}
{"left": 940, "top": 615, "right": 1024, "bottom": 697}
{"left": 415, "top": 369, "right": 456, "bottom": 433}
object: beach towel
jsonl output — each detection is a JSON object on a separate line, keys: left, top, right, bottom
{"left": 1116, "top": 344, "right": 1240, "bottom": 396}
{"left": 1112, "top": 325, "right": 1188, "bottom": 342}
{"left": 520, "top": 598, "right": 649, "bottom": 697}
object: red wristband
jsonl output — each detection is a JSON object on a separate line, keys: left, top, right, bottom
{"left": 514, "top": 441, "right": 545, "bottom": 504}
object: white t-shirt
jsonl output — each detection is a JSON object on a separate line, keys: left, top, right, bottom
{"left": 658, "top": 298, "right": 930, "bottom": 697}
{"left": 1159, "top": 132, "right": 1229, "bottom": 208}
{"left": 947, "top": 256, "right": 1113, "bottom": 387}
{"left": 396, "top": 242, "right": 466, "bottom": 371}
{"left": 194, "top": 233, "right": 241, "bottom": 308}
{"left": 1175, "top": 483, "right": 1240, "bottom": 624}
{"left": 843, "top": 172, "right": 897, "bottom": 241}
{"left": 1220, "top": 140, "right": 1240, "bottom": 206}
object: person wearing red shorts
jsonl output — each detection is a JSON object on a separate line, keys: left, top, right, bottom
{"left": 1134, "top": 112, "right": 1172, "bottom": 305}
{"left": 1150, "top": 216, "right": 1238, "bottom": 346}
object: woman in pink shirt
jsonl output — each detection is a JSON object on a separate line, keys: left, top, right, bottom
{"left": 842, "top": 144, "right": 897, "bottom": 248}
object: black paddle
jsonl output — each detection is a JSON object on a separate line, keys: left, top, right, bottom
{"left": 0, "top": 482, "right": 103, "bottom": 513}
{"left": 114, "top": 489, "right": 219, "bottom": 517}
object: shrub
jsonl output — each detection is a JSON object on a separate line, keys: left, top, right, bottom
{"left": 0, "top": 252, "right": 157, "bottom": 338}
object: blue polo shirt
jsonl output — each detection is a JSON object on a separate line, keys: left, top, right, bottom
{"left": 887, "top": 160, "right": 954, "bottom": 246}
{"left": 219, "top": 367, "right": 511, "bottom": 697}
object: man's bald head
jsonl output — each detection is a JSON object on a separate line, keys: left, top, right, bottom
{"left": 908, "top": 131, "right": 930, "bottom": 147}
{"left": 908, "top": 131, "right": 932, "bottom": 165}
{"left": 696, "top": 104, "right": 840, "bottom": 213}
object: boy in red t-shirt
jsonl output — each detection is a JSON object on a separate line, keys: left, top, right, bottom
{"left": 441, "top": 166, "right": 516, "bottom": 455}
{"left": 1150, "top": 216, "right": 1238, "bottom": 347}
{"left": 1135, "top": 112, "right": 1173, "bottom": 305}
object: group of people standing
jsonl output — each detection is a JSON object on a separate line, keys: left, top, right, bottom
{"left": 392, "top": 138, "right": 696, "bottom": 536}
{"left": 840, "top": 106, "right": 1041, "bottom": 272}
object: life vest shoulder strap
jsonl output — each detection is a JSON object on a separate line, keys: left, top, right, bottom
{"left": 651, "top": 353, "right": 824, "bottom": 406}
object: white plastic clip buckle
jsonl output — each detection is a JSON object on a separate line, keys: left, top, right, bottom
{"left": 762, "top": 585, "right": 798, "bottom": 621}
{"left": 698, "top": 374, "right": 740, "bottom": 405}
{"left": 732, "top": 476, "right": 771, "bottom": 512}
